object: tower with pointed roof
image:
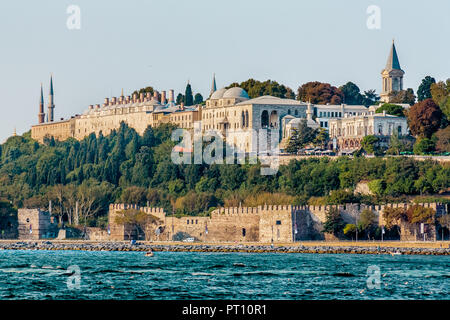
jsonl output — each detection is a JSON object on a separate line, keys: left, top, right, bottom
{"left": 47, "top": 75, "right": 55, "bottom": 122}
{"left": 209, "top": 73, "right": 217, "bottom": 97}
{"left": 380, "top": 40, "right": 405, "bottom": 102}
{"left": 38, "top": 83, "right": 45, "bottom": 124}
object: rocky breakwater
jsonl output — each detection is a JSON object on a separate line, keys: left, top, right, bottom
{"left": 0, "top": 241, "right": 449, "bottom": 256}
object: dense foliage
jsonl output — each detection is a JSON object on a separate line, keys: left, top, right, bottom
{"left": 227, "top": 79, "right": 295, "bottom": 99}
{"left": 0, "top": 124, "right": 448, "bottom": 226}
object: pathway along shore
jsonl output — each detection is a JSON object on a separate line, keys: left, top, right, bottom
{"left": 0, "top": 240, "right": 449, "bottom": 256}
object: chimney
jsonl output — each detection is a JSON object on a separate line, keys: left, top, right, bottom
{"left": 112, "top": 97, "right": 117, "bottom": 105}
{"left": 132, "top": 93, "right": 138, "bottom": 102}
{"left": 180, "top": 102, "right": 185, "bottom": 110}
{"left": 139, "top": 92, "right": 144, "bottom": 102}
{"left": 96, "top": 104, "right": 100, "bottom": 109}
{"left": 104, "top": 98, "right": 109, "bottom": 106}
{"left": 161, "top": 91, "right": 166, "bottom": 104}
{"left": 153, "top": 90, "right": 159, "bottom": 102}
{"left": 169, "top": 89, "right": 175, "bottom": 103}
{"left": 146, "top": 92, "right": 151, "bottom": 101}
{"left": 126, "top": 96, "right": 131, "bottom": 103}
{"left": 89, "top": 105, "right": 93, "bottom": 110}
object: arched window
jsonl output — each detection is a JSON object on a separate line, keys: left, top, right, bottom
{"left": 241, "top": 111, "right": 245, "bottom": 128}
{"left": 270, "top": 110, "right": 278, "bottom": 128}
{"left": 261, "top": 110, "right": 269, "bottom": 128}
{"left": 245, "top": 110, "right": 249, "bottom": 127}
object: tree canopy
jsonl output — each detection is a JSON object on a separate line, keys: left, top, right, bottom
{"left": 407, "top": 98, "right": 442, "bottom": 138}
{"left": 227, "top": 79, "right": 295, "bottom": 99}
{"left": 376, "top": 103, "right": 405, "bottom": 117}
{"left": 417, "top": 76, "right": 436, "bottom": 102}
{"left": 297, "top": 81, "right": 343, "bottom": 104}
{"left": 0, "top": 124, "right": 448, "bottom": 227}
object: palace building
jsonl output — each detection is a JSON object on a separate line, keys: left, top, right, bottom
{"left": 31, "top": 41, "right": 408, "bottom": 154}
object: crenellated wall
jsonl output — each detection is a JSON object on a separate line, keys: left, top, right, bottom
{"left": 107, "top": 202, "right": 447, "bottom": 242}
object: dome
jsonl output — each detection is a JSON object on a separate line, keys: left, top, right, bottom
{"left": 210, "top": 88, "right": 227, "bottom": 99}
{"left": 223, "top": 87, "right": 249, "bottom": 99}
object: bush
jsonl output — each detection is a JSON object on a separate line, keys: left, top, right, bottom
{"left": 413, "top": 138, "right": 435, "bottom": 155}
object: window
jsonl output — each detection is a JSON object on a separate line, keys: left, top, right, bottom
{"left": 319, "top": 112, "right": 322, "bottom": 117}
{"left": 242, "top": 228, "right": 246, "bottom": 237}
{"left": 276, "top": 220, "right": 281, "bottom": 225}
{"left": 187, "top": 220, "right": 189, "bottom": 224}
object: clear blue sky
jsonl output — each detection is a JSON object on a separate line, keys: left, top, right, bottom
{"left": 0, "top": 0, "right": 449, "bottom": 142}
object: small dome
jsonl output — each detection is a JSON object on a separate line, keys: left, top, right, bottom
{"left": 210, "top": 88, "right": 227, "bottom": 99}
{"left": 223, "top": 87, "right": 249, "bottom": 99}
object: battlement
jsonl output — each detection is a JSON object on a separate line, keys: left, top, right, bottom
{"left": 298, "top": 202, "right": 442, "bottom": 214}
{"left": 211, "top": 207, "right": 259, "bottom": 216}
{"left": 109, "top": 203, "right": 166, "bottom": 219}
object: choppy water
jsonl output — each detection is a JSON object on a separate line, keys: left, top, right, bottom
{"left": 0, "top": 250, "right": 448, "bottom": 300}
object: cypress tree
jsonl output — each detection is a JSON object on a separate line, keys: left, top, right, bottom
{"left": 184, "top": 82, "right": 194, "bottom": 106}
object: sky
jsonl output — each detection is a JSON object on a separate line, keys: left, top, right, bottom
{"left": 0, "top": 0, "right": 449, "bottom": 142}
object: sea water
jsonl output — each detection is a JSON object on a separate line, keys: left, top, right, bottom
{"left": 0, "top": 250, "right": 448, "bottom": 300}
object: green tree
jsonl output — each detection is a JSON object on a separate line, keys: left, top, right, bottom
{"left": 313, "top": 128, "right": 329, "bottom": 148}
{"left": 176, "top": 93, "right": 184, "bottom": 105}
{"left": 358, "top": 209, "right": 377, "bottom": 239}
{"left": 184, "top": 83, "right": 194, "bottom": 106}
{"left": 417, "top": 76, "right": 436, "bottom": 101}
{"left": 368, "top": 179, "right": 385, "bottom": 196}
{"left": 361, "top": 135, "right": 379, "bottom": 154}
{"left": 227, "top": 79, "right": 295, "bottom": 99}
{"left": 361, "top": 89, "right": 379, "bottom": 106}
{"left": 376, "top": 103, "right": 405, "bottom": 117}
{"left": 413, "top": 138, "right": 435, "bottom": 155}
{"left": 430, "top": 79, "right": 450, "bottom": 119}
{"left": 285, "top": 120, "right": 318, "bottom": 153}
{"left": 322, "top": 207, "right": 345, "bottom": 237}
{"left": 194, "top": 93, "right": 204, "bottom": 105}
{"left": 339, "top": 82, "right": 363, "bottom": 105}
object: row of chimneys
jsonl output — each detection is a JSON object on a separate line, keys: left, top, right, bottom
{"left": 89, "top": 89, "right": 175, "bottom": 110}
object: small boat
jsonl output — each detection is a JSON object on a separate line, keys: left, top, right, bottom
{"left": 144, "top": 251, "right": 154, "bottom": 257}
{"left": 390, "top": 251, "right": 402, "bottom": 256}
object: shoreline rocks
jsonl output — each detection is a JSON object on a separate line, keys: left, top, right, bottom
{"left": 0, "top": 241, "right": 448, "bottom": 256}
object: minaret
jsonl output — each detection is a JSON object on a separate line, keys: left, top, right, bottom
{"left": 38, "top": 83, "right": 45, "bottom": 123}
{"left": 47, "top": 75, "right": 55, "bottom": 122}
{"left": 380, "top": 40, "right": 405, "bottom": 102}
{"left": 209, "top": 73, "right": 217, "bottom": 97}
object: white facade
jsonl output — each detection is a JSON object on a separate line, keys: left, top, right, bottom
{"left": 329, "top": 111, "right": 408, "bottom": 151}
